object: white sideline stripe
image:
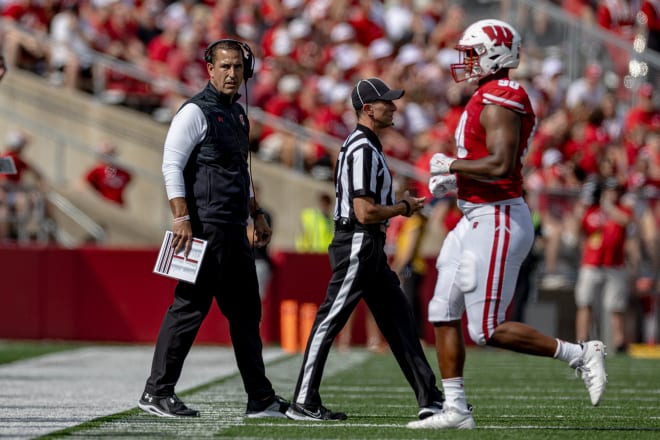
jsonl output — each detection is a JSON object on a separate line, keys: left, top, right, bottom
{"left": 0, "top": 345, "right": 286, "bottom": 440}
{"left": 248, "top": 422, "right": 659, "bottom": 430}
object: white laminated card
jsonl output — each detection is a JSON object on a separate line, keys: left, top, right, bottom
{"left": 0, "top": 157, "right": 17, "bottom": 175}
{"left": 153, "top": 230, "right": 207, "bottom": 284}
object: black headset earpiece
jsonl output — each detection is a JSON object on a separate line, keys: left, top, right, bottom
{"left": 204, "top": 39, "right": 255, "bottom": 80}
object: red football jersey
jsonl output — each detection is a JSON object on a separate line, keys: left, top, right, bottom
{"left": 455, "top": 78, "right": 537, "bottom": 203}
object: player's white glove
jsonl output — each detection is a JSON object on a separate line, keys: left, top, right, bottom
{"left": 430, "top": 153, "right": 456, "bottom": 175}
{"left": 429, "top": 174, "right": 457, "bottom": 198}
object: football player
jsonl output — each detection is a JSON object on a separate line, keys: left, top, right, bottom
{"left": 408, "top": 19, "right": 607, "bottom": 430}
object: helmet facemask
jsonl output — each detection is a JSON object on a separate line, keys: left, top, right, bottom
{"left": 451, "top": 45, "right": 487, "bottom": 83}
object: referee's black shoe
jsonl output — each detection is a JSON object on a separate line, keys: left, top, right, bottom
{"left": 285, "top": 402, "right": 348, "bottom": 421}
{"left": 245, "top": 395, "right": 289, "bottom": 418}
{"left": 138, "top": 392, "right": 200, "bottom": 417}
{"left": 418, "top": 400, "right": 443, "bottom": 420}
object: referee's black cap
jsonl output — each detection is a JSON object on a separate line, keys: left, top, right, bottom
{"left": 351, "top": 78, "right": 404, "bottom": 110}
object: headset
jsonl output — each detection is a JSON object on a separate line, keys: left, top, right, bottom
{"left": 203, "top": 39, "right": 255, "bottom": 80}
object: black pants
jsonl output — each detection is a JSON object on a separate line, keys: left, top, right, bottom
{"left": 402, "top": 269, "right": 424, "bottom": 338}
{"left": 291, "top": 228, "right": 442, "bottom": 408}
{"left": 145, "top": 223, "right": 274, "bottom": 401}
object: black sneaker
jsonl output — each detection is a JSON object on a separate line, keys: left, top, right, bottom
{"left": 138, "top": 392, "right": 200, "bottom": 417}
{"left": 245, "top": 395, "right": 289, "bottom": 418}
{"left": 418, "top": 400, "right": 443, "bottom": 420}
{"left": 285, "top": 402, "right": 347, "bottom": 421}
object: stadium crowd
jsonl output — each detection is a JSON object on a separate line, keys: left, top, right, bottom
{"left": 1, "top": 0, "right": 658, "bottom": 343}
{"left": 1, "top": 1, "right": 657, "bottom": 171}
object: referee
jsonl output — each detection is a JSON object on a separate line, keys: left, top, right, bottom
{"left": 286, "top": 78, "right": 444, "bottom": 421}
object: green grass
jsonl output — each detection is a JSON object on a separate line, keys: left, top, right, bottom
{"left": 38, "top": 346, "right": 660, "bottom": 439}
{"left": 0, "top": 339, "right": 84, "bottom": 365}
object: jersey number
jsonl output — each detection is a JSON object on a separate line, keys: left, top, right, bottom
{"left": 497, "top": 79, "right": 520, "bottom": 89}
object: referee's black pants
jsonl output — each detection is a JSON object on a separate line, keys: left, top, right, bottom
{"left": 292, "top": 227, "right": 443, "bottom": 408}
{"left": 144, "top": 223, "right": 275, "bottom": 402}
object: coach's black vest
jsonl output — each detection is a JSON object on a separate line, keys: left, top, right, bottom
{"left": 182, "top": 82, "right": 251, "bottom": 225}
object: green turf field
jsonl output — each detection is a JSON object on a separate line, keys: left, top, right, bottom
{"left": 38, "top": 346, "right": 659, "bottom": 440}
{"left": 0, "top": 340, "right": 83, "bottom": 365}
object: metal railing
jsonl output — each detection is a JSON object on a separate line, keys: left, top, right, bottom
{"left": 46, "top": 190, "right": 106, "bottom": 245}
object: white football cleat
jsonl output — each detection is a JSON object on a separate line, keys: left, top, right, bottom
{"left": 569, "top": 340, "right": 608, "bottom": 406}
{"left": 407, "top": 406, "right": 475, "bottom": 430}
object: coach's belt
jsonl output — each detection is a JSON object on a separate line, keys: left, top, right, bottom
{"left": 335, "top": 218, "right": 386, "bottom": 234}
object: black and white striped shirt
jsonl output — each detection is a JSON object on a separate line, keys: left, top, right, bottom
{"left": 333, "top": 124, "right": 395, "bottom": 224}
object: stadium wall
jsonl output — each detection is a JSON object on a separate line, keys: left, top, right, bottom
{"left": 0, "top": 247, "right": 391, "bottom": 345}
{"left": 1, "top": 247, "right": 578, "bottom": 346}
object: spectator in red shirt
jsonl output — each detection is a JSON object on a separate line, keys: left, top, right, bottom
{"left": 101, "top": 2, "right": 141, "bottom": 59}
{"left": 83, "top": 140, "right": 132, "bottom": 207}
{"left": 146, "top": 13, "right": 183, "bottom": 76}
{"left": 249, "top": 60, "right": 283, "bottom": 110}
{"left": 154, "top": 31, "right": 208, "bottom": 122}
{"left": 575, "top": 178, "right": 634, "bottom": 353}
{"left": 347, "top": 1, "right": 385, "bottom": 46}
{"left": 573, "top": 106, "right": 613, "bottom": 176}
{"left": 263, "top": 74, "right": 306, "bottom": 132}
{"left": 0, "top": 130, "right": 46, "bottom": 241}
{"left": 2, "top": 0, "right": 54, "bottom": 73}
{"left": 623, "top": 83, "right": 660, "bottom": 134}
{"left": 597, "top": 0, "right": 638, "bottom": 38}
{"left": 258, "top": 74, "right": 308, "bottom": 167}
{"left": 167, "top": 33, "right": 207, "bottom": 85}
{"left": 0, "top": 130, "right": 44, "bottom": 186}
